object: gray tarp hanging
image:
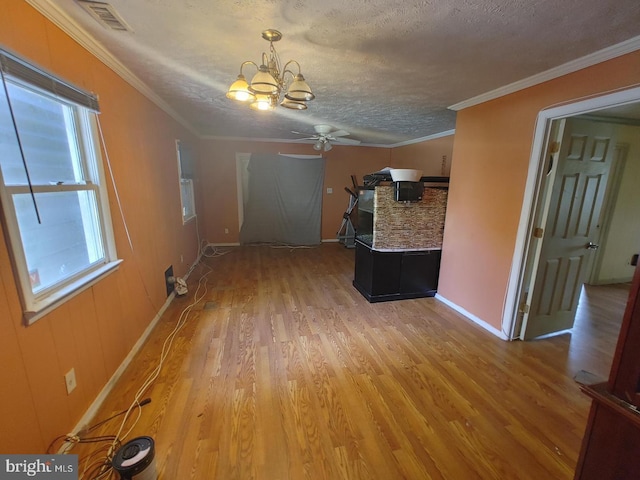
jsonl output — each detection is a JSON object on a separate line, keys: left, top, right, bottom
{"left": 239, "top": 153, "right": 325, "bottom": 245}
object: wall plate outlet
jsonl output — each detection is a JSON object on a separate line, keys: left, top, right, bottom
{"left": 65, "top": 368, "right": 77, "bottom": 394}
{"left": 165, "top": 265, "right": 174, "bottom": 297}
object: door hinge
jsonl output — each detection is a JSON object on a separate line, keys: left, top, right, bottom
{"left": 533, "top": 227, "right": 544, "bottom": 238}
{"left": 519, "top": 302, "right": 530, "bottom": 314}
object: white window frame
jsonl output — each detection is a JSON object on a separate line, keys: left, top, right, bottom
{"left": 0, "top": 52, "right": 120, "bottom": 325}
{"left": 176, "top": 140, "right": 196, "bottom": 223}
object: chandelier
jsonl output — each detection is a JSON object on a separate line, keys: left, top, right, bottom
{"left": 226, "top": 29, "right": 315, "bottom": 111}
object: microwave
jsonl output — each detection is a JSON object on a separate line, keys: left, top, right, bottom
{"left": 393, "top": 181, "right": 423, "bottom": 202}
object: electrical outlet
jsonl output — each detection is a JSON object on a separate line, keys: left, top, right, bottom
{"left": 224, "top": 228, "right": 229, "bottom": 234}
{"left": 65, "top": 368, "right": 77, "bottom": 394}
{"left": 165, "top": 265, "right": 174, "bottom": 297}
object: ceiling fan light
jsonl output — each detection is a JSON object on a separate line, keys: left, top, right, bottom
{"left": 313, "top": 140, "right": 323, "bottom": 151}
{"left": 249, "top": 65, "right": 279, "bottom": 94}
{"left": 285, "top": 74, "right": 315, "bottom": 101}
{"left": 280, "top": 98, "right": 307, "bottom": 110}
{"left": 226, "top": 74, "right": 255, "bottom": 102}
{"left": 324, "top": 141, "right": 333, "bottom": 152}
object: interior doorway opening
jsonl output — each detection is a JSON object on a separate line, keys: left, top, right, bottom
{"left": 568, "top": 282, "right": 632, "bottom": 380}
{"left": 503, "top": 86, "right": 640, "bottom": 344}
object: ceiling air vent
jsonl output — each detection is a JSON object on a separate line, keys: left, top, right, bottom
{"left": 77, "top": 1, "right": 132, "bottom": 32}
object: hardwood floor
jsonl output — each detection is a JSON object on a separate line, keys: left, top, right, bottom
{"left": 71, "top": 244, "right": 628, "bottom": 479}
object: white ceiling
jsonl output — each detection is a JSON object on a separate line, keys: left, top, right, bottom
{"left": 27, "top": 0, "right": 640, "bottom": 146}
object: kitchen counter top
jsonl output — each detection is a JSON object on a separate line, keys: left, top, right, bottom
{"left": 355, "top": 238, "right": 441, "bottom": 253}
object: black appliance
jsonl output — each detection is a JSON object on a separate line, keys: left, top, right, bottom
{"left": 393, "top": 181, "right": 423, "bottom": 202}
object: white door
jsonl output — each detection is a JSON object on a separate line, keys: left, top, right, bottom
{"left": 522, "top": 119, "right": 617, "bottom": 339}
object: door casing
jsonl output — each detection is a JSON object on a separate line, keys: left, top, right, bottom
{"left": 502, "top": 86, "right": 640, "bottom": 340}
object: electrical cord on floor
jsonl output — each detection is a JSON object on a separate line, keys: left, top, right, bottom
{"left": 194, "top": 213, "right": 230, "bottom": 259}
{"left": 71, "top": 264, "right": 212, "bottom": 480}
{"left": 85, "top": 398, "right": 152, "bottom": 435}
{"left": 200, "top": 239, "right": 230, "bottom": 258}
{"left": 48, "top": 404, "right": 139, "bottom": 454}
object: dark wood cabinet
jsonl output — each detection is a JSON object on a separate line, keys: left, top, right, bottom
{"left": 353, "top": 240, "right": 441, "bottom": 302}
{"left": 574, "top": 262, "right": 640, "bottom": 479}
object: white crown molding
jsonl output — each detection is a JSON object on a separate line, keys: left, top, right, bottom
{"left": 25, "top": 0, "right": 200, "bottom": 137}
{"left": 201, "top": 130, "right": 456, "bottom": 148}
{"left": 388, "top": 129, "right": 456, "bottom": 147}
{"left": 449, "top": 34, "right": 640, "bottom": 112}
{"left": 202, "top": 135, "right": 319, "bottom": 143}
{"left": 200, "top": 135, "right": 387, "bottom": 147}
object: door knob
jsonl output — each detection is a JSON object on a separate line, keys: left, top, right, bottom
{"left": 586, "top": 242, "right": 600, "bottom": 250}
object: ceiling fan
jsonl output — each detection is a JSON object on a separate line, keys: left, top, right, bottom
{"left": 292, "top": 124, "right": 361, "bottom": 151}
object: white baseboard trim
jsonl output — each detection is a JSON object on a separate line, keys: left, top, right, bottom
{"left": 435, "top": 294, "right": 509, "bottom": 340}
{"left": 65, "top": 255, "right": 204, "bottom": 441}
{"left": 67, "top": 290, "right": 176, "bottom": 439}
{"left": 207, "top": 241, "right": 343, "bottom": 246}
{"left": 589, "top": 276, "right": 634, "bottom": 286}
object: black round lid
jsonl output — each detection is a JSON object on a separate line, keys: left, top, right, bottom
{"left": 112, "top": 436, "right": 155, "bottom": 474}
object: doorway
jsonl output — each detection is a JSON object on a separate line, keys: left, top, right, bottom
{"left": 503, "top": 86, "right": 640, "bottom": 342}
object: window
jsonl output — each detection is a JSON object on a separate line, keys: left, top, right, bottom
{"left": 176, "top": 140, "right": 196, "bottom": 223}
{"left": 0, "top": 50, "right": 119, "bottom": 324}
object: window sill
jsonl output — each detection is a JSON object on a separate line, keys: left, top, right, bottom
{"left": 23, "top": 259, "right": 123, "bottom": 326}
{"left": 182, "top": 213, "right": 196, "bottom": 225}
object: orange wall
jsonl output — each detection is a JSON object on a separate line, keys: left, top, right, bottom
{"left": 0, "top": 2, "right": 200, "bottom": 452}
{"left": 198, "top": 140, "right": 391, "bottom": 243}
{"left": 391, "top": 134, "right": 454, "bottom": 176}
{"left": 439, "top": 50, "right": 640, "bottom": 330}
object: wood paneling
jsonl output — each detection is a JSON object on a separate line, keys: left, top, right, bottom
{"left": 0, "top": 1, "right": 200, "bottom": 453}
{"left": 0, "top": 275, "right": 43, "bottom": 452}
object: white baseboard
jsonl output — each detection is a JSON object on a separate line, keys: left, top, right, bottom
{"left": 66, "top": 256, "right": 203, "bottom": 441}
{"left": 208, "top": 241, "right": 343, "bottom": 246}
{"left": 589, "top": 276, "right": 634, "bottom": 286}
{"left": 67, "top": 291, "right": 175, "bottom": 440}
{"left": 435, "top": 294, "right": 509, "bottom": 340}
{"left": 67, "top": 292, "right": 176, "bottom": 442}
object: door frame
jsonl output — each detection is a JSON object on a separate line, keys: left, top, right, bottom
{"left": 502, "top": 86, "right": 640, "bottom": 340}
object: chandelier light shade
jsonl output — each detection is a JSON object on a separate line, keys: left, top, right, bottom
{"left": 249, "top": 66, "right": 279, "bottom": 94}
{"left": 225, "top": 74, "right": 255, "bottom": 102}
{"left": 227, "top": 29, "right": 315, "bottom": 111}
{"left": 280, "top": 98, "right": 307, "bottom": 110}
{"left": 285, "top": 74, "right": 315, "bottom": 102}
{"left": 250, "top": 93, "right": 276, "bottom": 111}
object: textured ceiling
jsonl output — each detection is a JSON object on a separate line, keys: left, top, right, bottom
{"left": 27, "top": 0, "right": 640, "bottom": 145}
